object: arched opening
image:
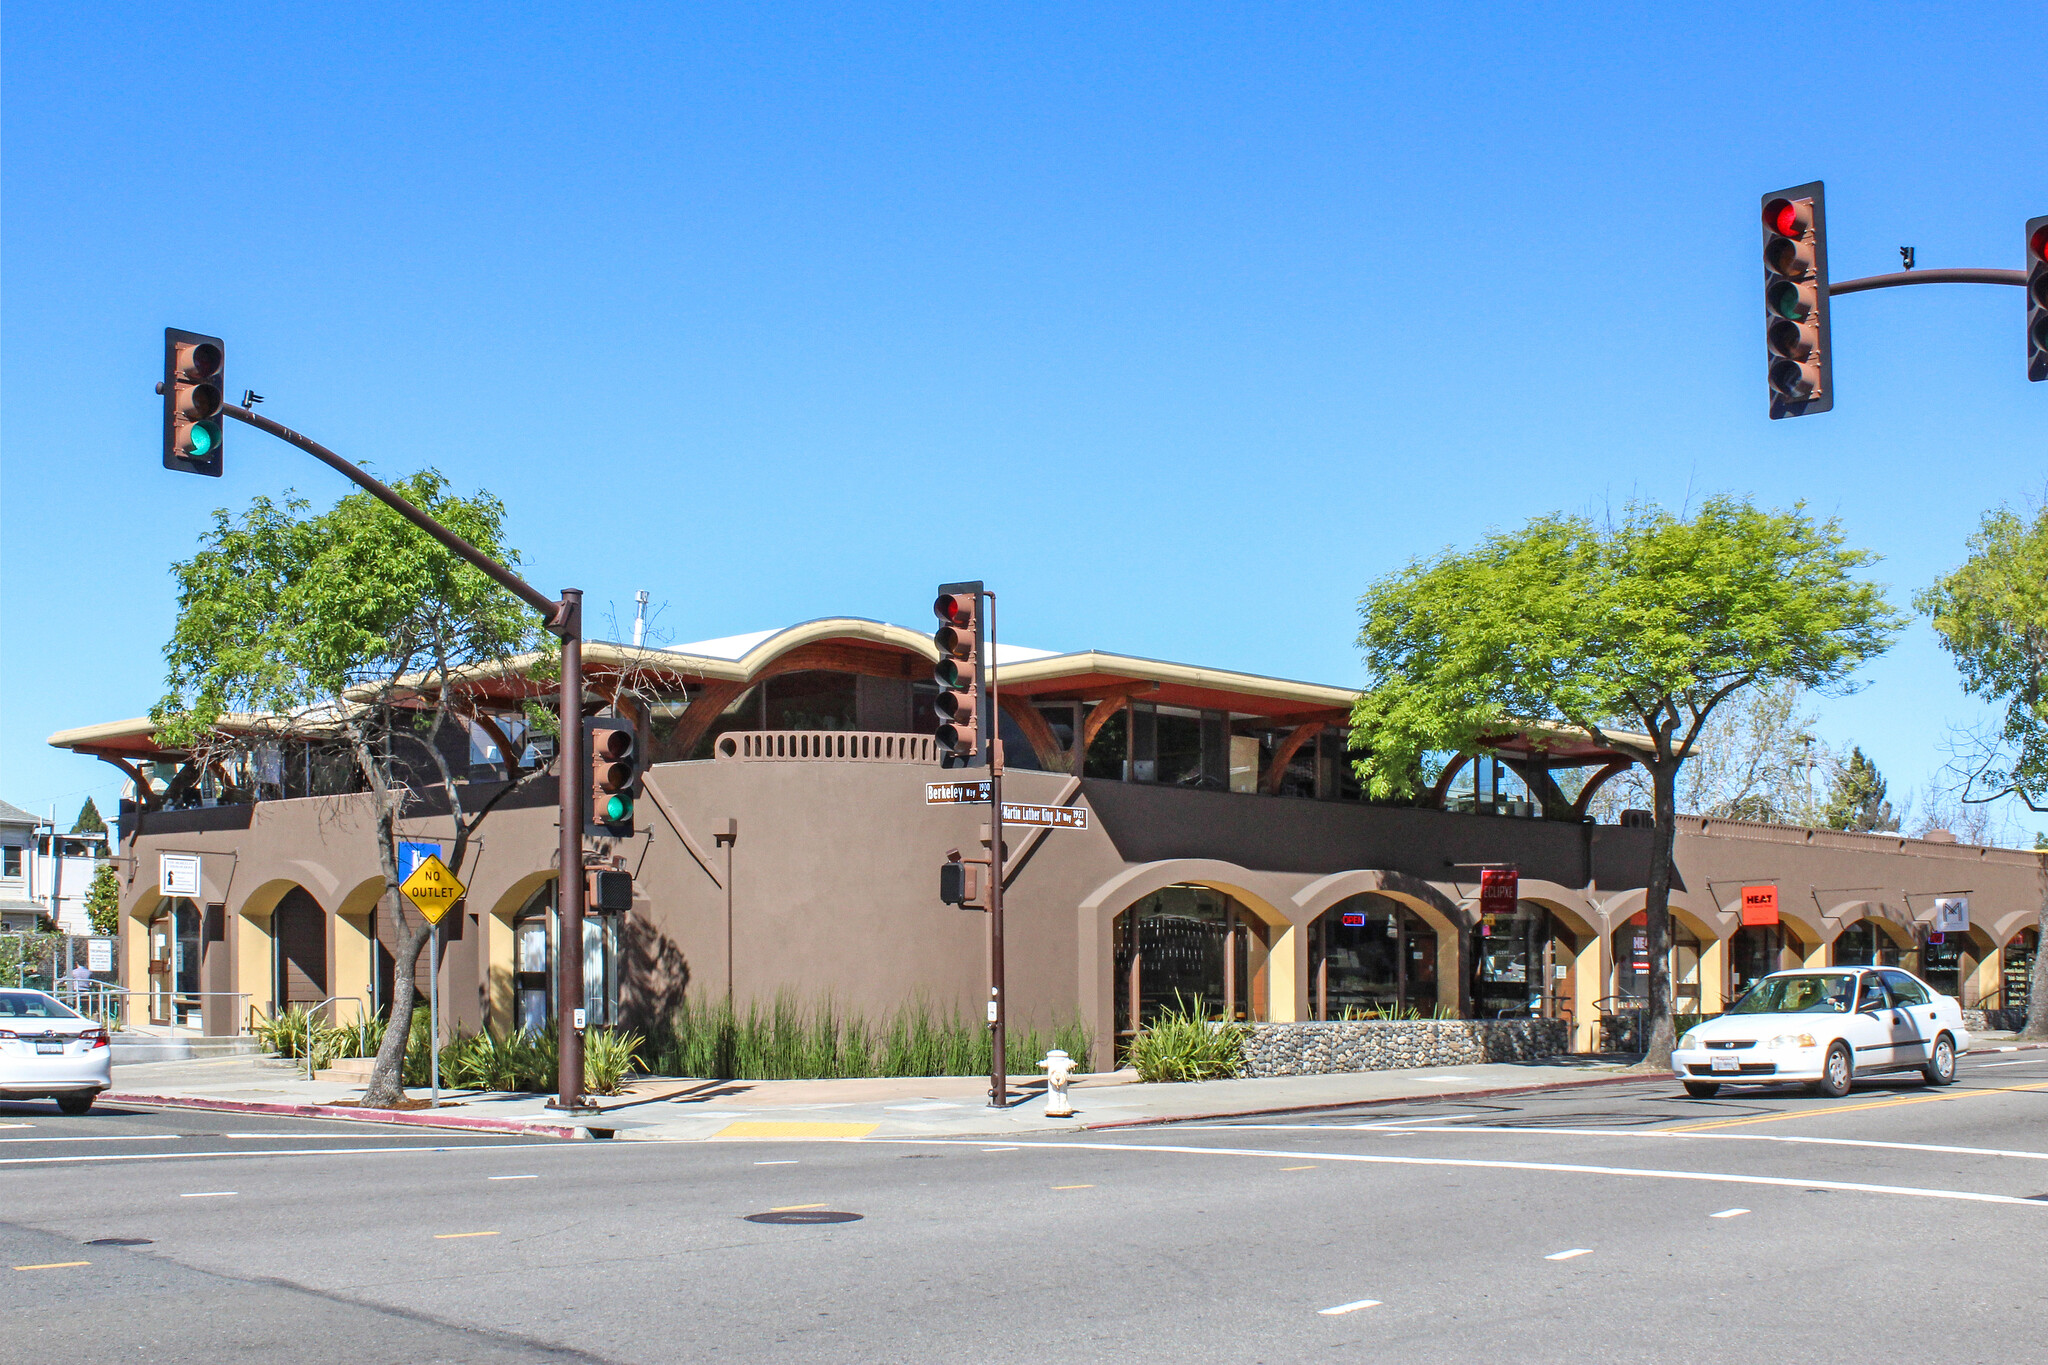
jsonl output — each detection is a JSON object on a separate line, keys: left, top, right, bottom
{"left": 1112, "top": 884, "right": 1273, "bottom": 1038}
{"left": 1473, "top": 899, "right": 1583, "bottom": 1020}
{"left": 1920, "top": 925, "right": 1995, "bottom": 1004}
{"left": 1834, "top": 917, "right": 1914, "bottom": 970}
{"left": 507, "top": 876, "right": 621, "bottom": 1034}
{"left": 147, "top": 897, "right": 201, "bottom": 1026}
{"left": 273, "top": 887, "right": 329, "bottom": 1008}
{"left": 1306, "top": 894, "right": 1438, "bottom": 1019}
{"left": 1729, "top": 918, "right": 1816, "bottom": 998}
{"left": 2000, "top": 927, "right": 2037, "bottom": 1018}
{"left": 1611, "top": 911, "right": 1708, "bottom": 1013}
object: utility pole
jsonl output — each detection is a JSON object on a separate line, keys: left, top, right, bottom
{"left": 986, "top": 590, "right": 1008, "bottom": 1111}
{"left": 162, "top": 375, "right": 596, "bottom": 1114}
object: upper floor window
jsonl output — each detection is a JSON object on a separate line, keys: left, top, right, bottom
{"left": 2, "top": 844, "right": 21, "bottom": 878}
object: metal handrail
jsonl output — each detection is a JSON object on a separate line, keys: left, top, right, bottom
{"left": 267, "top": 996, "right": 368, "bottom": 1081}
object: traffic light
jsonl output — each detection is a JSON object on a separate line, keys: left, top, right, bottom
{"left": 586, "top": 869, "right": 633, "bottom": 914}
{"left": 2027, "top": 216, "right": 2048, "bottom": 382}
{"left": 932, "top": 582, "right": 986, "bottom": 768}
{"left": 1762, "top": 182, "right": 1833, "bottom": 418}
{"left": 162, "top": 328, "right": 226, "bottom": 474}
{"left": 584, "top": 718, "right": 638, "bottom": 837}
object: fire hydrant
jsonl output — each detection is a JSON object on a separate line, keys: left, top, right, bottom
{"left": 1039, "top": 1049, "right": 1078, "bottom": 1118}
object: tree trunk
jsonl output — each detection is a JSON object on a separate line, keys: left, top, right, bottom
{"left": 1640, "top": 760, "right": 1679, "bottom": 1069}
{"left": 360, "top": 903, "right": 435, "bottom": 1108}
{"left": 2022, "top": 894, "right": 2048, "bottom": 1041}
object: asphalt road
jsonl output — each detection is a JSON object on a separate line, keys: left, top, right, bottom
{"left": 5, "top": 1053, "right": 2045, "bottom": 1364}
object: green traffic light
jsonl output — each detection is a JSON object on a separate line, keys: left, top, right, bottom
{"left": 189, "top": 423, "right": 217, "bottom": 457}
{"left": 606, "top": 794, "right": 632, "bottom": 823}
{"left": 1767, "top": 282, "right": 1808, "bottom": 323}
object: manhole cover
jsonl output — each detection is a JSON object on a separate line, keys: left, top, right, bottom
{"left": 86, "top": 1238, "right": 153, "bottom": 1246}
{"left": 744, "top": 1210, "right": 863, "bottom": 1225}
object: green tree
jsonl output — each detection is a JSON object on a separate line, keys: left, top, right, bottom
{"left": 152, "top": 471, "right": 548, "bottom": 1107}
{"left": 70, "top": 798, "right": 106, "bottom": 836}
{"left": 1917, "top": 496, "right": 2048, "bottom": 1038}
{"left": 1820, "top": 746, "right": 1898, "bottom": 833}
{"left": 1350, "top": 496, "right": 1900, "bottom": 1068}
{"left": 84, "top": 862, "right": 120, "bottom": 938}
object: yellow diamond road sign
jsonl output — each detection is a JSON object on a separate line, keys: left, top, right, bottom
{"left": 400, "top": 854, "right": 465, "bottom": 925}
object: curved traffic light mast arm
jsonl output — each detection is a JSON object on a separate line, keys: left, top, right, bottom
{"left": 220, "top": 403, "right": 567, "bottom": 629}
{"left": 217, "top": 400, "right": 595, "bottom": 1114}
{"left": 1830, "top": 267, "right": 2025, "bottom": 296}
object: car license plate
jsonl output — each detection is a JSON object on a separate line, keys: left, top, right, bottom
{"left": 35, "top": 1042, "right": 63, "bottom": 1055}
{"left": 1710, "top": 1054, "right": 1739, "bottom": 1073}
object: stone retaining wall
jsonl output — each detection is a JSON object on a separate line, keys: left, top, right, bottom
{"left": 1238, "top": 1019, "right": 1572, "bottom": 1077}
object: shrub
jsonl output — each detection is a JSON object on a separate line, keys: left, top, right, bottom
{"left": 1124, "top": 996, "right": 1244, "bottom": 1082}
{"left": 649, "top": 994, "right": 1093, "bottom": 1081}
{"left": 254, "top": 1005, "right": 345, "bottom": 1067}
{"left": 584, "top": 1029, "right": 645, "bottom": 1096}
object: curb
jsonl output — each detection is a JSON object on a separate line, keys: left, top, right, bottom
{"left": 1080, "top": 1071, "right": 1665, "bottom": 1130}
{"left": 101, "top": 1092, "right": 597, "bottom": 1140}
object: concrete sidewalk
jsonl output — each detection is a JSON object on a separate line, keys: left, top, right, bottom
{"left": 104, "top": 1052, "right": 1644, "bottom": 1140}
{"left": 104, "top": 1033, "right": 2042, "bottom": 1141}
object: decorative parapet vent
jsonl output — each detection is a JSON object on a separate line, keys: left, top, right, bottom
{"left": 714, "top": 730, "right": 940, "bottom": 764}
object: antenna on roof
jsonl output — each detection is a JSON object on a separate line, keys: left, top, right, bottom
{"left": 632, "top": 590, "right": 649, "bottom": 649}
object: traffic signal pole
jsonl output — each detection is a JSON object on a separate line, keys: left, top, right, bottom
{"left": 985, "top": 591, "right": 1007, "bottom": 1112}
{"left": 215, "top": 402, "right": 595, "bottom": 1113}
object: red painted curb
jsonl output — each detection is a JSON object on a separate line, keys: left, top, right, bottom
{"left": 102, "top": 1092, "right": 591, "bottom": 1140}
{"left": 1081, "top": 1071, "right": 1671, "bottom": 1130}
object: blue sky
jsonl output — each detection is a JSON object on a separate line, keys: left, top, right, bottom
{"left": 4, "top": 3, "right": 2042, "bottom": 834}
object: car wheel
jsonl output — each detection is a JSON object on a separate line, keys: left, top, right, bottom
{"left": 1921, "top": 1033, "right": 1957, "bottom": 1087}
{"left": 1683, "top": 1081, "right": 1722, "bottom": 1099}
{"left": 55, "top": 1093, "right": 94, "bottom": 1116}
{"left": 1812, "top": 1042, "right": 1853, "bottom": 1098}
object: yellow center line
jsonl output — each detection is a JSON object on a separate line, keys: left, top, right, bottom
{"left": 769, "top": 1203, "right": 829, "bottom": 1212}
{"left": 1052, "top": 1184, "right": 1094, "bottom": 1190}
{"left": 433, "top": 1231, "right": 500, "bottom": 1239}
{"left": 1665, "top": 1082, "right": 2048, "bottom": 1132}
{"left": 14, "top": 1261, "right": 90, "bottom": 1270}
{"left": 1280, "top": 1165, "right": 1318, "bottom": 1171}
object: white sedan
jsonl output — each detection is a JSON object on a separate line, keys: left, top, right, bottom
{"left": 0, "top": 988, "right": 113, "bottom": 1114}
{"left": 1672, "top": 967, "right": 1970, "bottom": 1099}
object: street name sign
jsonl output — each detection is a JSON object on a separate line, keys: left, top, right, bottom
{"left": 399, "top": 854, "right": 466, "bottom": 925}
{"left": 926, "top": 780, "right": 993, "bottom": 804}
{"left": 999, "top": 803, "right": 1089, "bottom": 830}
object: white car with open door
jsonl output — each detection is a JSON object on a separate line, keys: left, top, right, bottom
{"left": 0, "top": 989, "right": 113, "bottom": 1114}
{"left": 1671, "top": 968, "right": 1969, "bottom": 1099}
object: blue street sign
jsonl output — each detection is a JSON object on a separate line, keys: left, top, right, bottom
{"left": 399, "top": 841, "right": 443, "bottom": 881}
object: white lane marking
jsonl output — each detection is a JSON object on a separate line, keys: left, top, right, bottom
{"left": 981, "top": 1147, "right": 1019, "bottom": 1152}
{"left": 884, "top": 1102, "right": 961, "bottom": 1111}
{"left": 219, "top": 1131, "right": 395, "bottom": 1138}
{"left": 0, "top": 1141, "right": 577, "bottom": 1167}
{"left": 486, "top": 1174, "right": 538, "bottom": 1180}
{"left": 1545, "top": 1248, "right": 1593, "bottom": 1260}
{"left": 1318, "top": 1299, "right": 1380, "bottom": 1315}
{"left": 1976, "top": 1060, "right": 2042, "bottom": 1068}
{"left": 0, "top": 1123, "right": 33, "bottom": 1129}
{"left": 752, "top": 1160, "right": 799, "bottom": 1165}
{"left": 1179, "top": 1114, "right": 1484, "bottom": 1132}
{"left": 866, "top": 1139, "right": 2048, "bottom": 1208}
{"left": 0, "top": 1135, "right": 177, "bottom": 1144}
{"left": 180, "top": 1191, "right": 235, "bottom": 1197}
{"left": 1709, "top": 1208, "right": 1749, "bottom": 1218}
{"left": 1215, "top": 1123, "right": 2048, "bottom": 1163}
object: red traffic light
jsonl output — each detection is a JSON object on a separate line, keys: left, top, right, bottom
{"left": 1764, "top": 197, "right": 1808, "bottom": 239}
{"left": 2030, "top": 223, "right": 2048, "bottom": 264}
{"left": 934, "top": 593, "right": 975, "bottom": 627}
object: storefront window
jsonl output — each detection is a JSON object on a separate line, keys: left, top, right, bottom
{"left": 1113, "top": 885, "right": 1265, "bottom": 1033}
{"left": 1834, "top": 919, "right": 1912, "bottom": 970}
{"left": 2002, "top": 929, "right": 2036, "bottom": 1016}
{"left": 1477, "top": 901, "right": 1576, "bottom": 1019}
{"left": 510, "top": 880, "right": 622, "bottom": 1033}
{"left": 1730, "top": 923, "right": 1807, "bottom": 1000}
{"left": 1612, "top": 913, "right": 1702, "bottom": 1012}
{"left": 1309, "top": 894, "right": 1437, "bottom": 1018}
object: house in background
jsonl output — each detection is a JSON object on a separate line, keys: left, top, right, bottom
{"left": 0, "top": 799, "right": 50, "bottom": 933}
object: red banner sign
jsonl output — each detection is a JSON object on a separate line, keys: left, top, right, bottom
{"left": 1479, "top": 868, "right": 1518, "bottom": 918}
{"left": 1740, "top": 884, "right": 1779, "bottom": 926}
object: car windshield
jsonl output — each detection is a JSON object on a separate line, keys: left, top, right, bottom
{"left": 0, "top": 991, "right": 83, "bottom": 1021}
{"left": 1728, "top": 973, "right": 1857, "bottom": 1015}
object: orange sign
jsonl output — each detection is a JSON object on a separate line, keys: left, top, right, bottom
{"left": 1740, "top": 884, "right": 1779, "bottom": 926}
